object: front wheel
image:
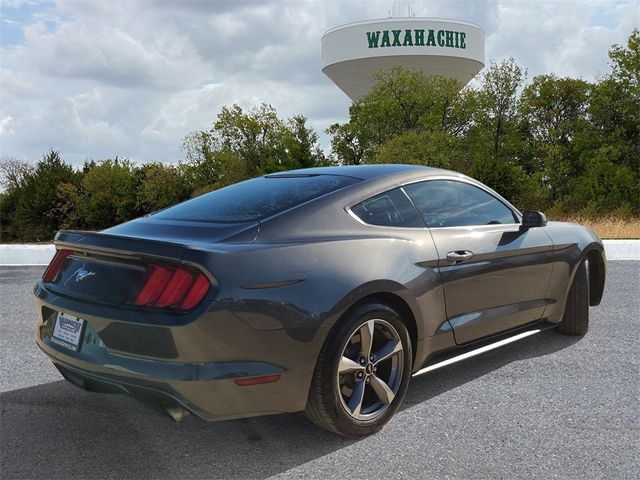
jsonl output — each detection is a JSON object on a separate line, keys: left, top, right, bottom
{"left": 557, "top": 260, "right": 590, "bottom": 336}
{"left": 304, "top": 303, "right": 412, "bottom": 437}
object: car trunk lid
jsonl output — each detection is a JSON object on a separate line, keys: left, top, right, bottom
{"left": 45, "top": 219, "right": 257, "bottom": 307}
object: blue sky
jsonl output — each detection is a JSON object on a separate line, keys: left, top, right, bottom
{"left": 1, "top": 0, "right": 59, "bottom": 45}
{"left": 1, "top": 0, "right": 638, "bottom": 166}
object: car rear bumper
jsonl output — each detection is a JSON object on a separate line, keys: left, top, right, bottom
{"left": 39, "top": 345, "right": 290, "bottom": 421}
{"left": 34, "top": 284, "right": 325, "bottom": 421}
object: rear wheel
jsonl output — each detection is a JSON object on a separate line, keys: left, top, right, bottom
{"left": 304, "top": 303, "right": 412, "bottom": 437}
{"left": 557, "top": 260, "right": 590, "bottom": 336}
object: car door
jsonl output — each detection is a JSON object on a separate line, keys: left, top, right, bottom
{"left": 403, "top": 178, "right": 555, "bottom": 345}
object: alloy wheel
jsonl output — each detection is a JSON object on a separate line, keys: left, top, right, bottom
{"left": 336, "top": 318, "right": 404, "bottom": 421}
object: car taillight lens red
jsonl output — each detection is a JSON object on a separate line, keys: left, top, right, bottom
{"left": 42, "top": 249, "right": 72, "bottom": 283}
{"left": 134, "top": 266, "right": 172, "bottom": 306}
{"left": 134, "top": 264, "right": 210, "bottom": 310}
{"left": 156, "top": 269, "right": 193, "bottom": 307}
{"left": 181, "top": 273, "right": 210, "bottom": 310}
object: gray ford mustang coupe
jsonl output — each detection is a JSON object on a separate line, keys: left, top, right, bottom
{"left": 34, "top": 164, "right": 606, "bottom": 436}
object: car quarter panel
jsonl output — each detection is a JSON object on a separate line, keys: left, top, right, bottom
{"left": 208, "top": 236, "right": 448, "bottom": 337}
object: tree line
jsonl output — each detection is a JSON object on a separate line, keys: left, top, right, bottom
{"left": 0, "top": 106, "right": 330, "bottom": 242}
{"left": 1, "top": 30, "right": 637, "bottom": 242}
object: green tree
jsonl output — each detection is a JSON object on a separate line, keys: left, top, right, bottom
{"left": 179, "top": 131, "right": 244, "bottom": 194}
{"left": 346, "top": 68, "right": 466, "bottom": 161}
{"left": 460, "top": 58, "right": 532, "bottom": 205}
{"left": 51, "top": 182, "right": 86, "bottom": 230}
{"left": 8, "top": 150, "right": 80, "bottom": 241}
{"left": 609, "top": 28, "right": 640, "bottom": 91}
{"left": 572, "top": 29, "right": 640, "bottom": 214}
{"left": 326, "top": 122, "right": 365, "bottom": 165}
{"left": 0, "top": 157, "right": 34, "bottom": 241}
{"left": 80, "top": 158, "right": 138, "bottom": 229}
{"left": 519, "top": 75, "right": 591, "bottom": 202}
{"left": 589, "top": 29, "right": 639, "bottom": 174}
{"left": 372, "top": 130, "right": 456, "bottom": 169}
{"left": 570, "top": 146, "right": 639, "bottom": 214}
{"left": 283, "top": 115, "right": 329, "bottom": 169}
{"left": 474, "top": 57, "right": 526, "bottom": 160}
{"left": 362, "top": 68, "right": 463, "bottom": 136}
{"left": 328, "top": 67, "right": 474, "bottom": 166}
{"left": 213, "top": 103, "right": 289, "bottom": 176}
{"left": 182, "top": 103, "right": 327, "bottom": 190}
{"left": 180, "top": 131, "right": 218, "bottom": 190}
{"left": 0, "top": 193, "right": 17, "bottom": 241}
{"left": 520, "top": 75, "right": 590, "bottom": 148}
{"left": 136, "top": 162, "right": 190, "bottom": 213}
{"left": 470, "top": 156, "right": 530, "bottom": 205}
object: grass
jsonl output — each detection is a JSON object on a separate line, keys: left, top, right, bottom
{"left": 550, "top": 216, "right": 640, "bottom": 239}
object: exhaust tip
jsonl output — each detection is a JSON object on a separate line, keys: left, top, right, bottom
{"left": 164, "top": 403, "right": 190, "bottom": 422}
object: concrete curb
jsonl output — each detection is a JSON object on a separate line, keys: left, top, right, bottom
{"left": 601, "top": 239, "right": 640, "bottom": 261}
{"left": 0, "top": 244, "right": 56, "bottom": 266}
{"left": 1, "top": 240, "right": 638, "bottom": 266}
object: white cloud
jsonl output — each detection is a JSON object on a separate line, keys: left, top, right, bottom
{"left": 0, "top": 0, "right": 636, "bottom": 165}
{"left": 0, "top": 116, "right": 15, "bottom": 136}
{"left": 0, "top": 67, "right": 44, "bottom": 98}
{"left": 485, "top": 0, "right": 637, "bottom": 80}
{"left": 22, "top": 15, "right": 207, "bottom": 89}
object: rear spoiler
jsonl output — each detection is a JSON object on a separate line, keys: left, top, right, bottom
{"left": 54, "top": 230, "right": 188, "bottom": 263}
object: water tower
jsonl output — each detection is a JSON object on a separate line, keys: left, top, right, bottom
{"left": 321, "top": 17, "right": 485, "bottom": 100}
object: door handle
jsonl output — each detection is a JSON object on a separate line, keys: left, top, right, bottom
{"left": 446, "top": 250, "right": 474, "bottom": 264}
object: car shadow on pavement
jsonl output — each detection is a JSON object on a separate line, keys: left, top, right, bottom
{"left": 0, "top": 330, "right": 579, "bottom": 479}
{"left": 404, "top": 329, "right": 581, "bottom": 408}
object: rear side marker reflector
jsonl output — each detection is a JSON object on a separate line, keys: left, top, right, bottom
{"left": 134, "top": 264, "right": 210, "bottom": 310}
{"left": 234, "top": 374, "right": 281, "bottom": 386}
{"left": 42, "top": 249, "right": 72, "bottom": 283}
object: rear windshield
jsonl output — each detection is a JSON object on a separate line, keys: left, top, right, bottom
{"left": 152, "top": 174, "right": 360, "bottom": 223}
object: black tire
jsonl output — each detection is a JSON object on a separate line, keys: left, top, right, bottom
{"left": 557, "top": 260, "right": 590, "bottom": 336}
{"left": 304, "top": 302, "right": 412, "bottom": 437}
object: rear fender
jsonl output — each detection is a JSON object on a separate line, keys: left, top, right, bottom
{"left": 328, "top": 279, "right": 424, "bottom": 336}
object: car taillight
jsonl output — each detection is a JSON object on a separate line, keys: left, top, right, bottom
{"left": 181, "top": 274, "right": 211, "bottom": 310}
{"left": 134, "top": 265, "right": 172, "bottom": 306}
{"left": 134, "top": 264, "right": 210, "bottom": 310}
{"left": 42, "top": 249, "right": 72, "bottom": 283}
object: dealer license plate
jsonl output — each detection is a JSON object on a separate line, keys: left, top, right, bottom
{"left": 52, "top": 312, "right": 85, "bottom": 351}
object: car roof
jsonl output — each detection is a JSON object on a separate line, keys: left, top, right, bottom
{"left": 279, "top": 164, "right": 520, "bottom": 217}
{"left": 282, "top": 164, "right": 446, "bottom": 180}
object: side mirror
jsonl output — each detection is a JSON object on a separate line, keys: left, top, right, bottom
{"left": 520, "top": 211, "right": 547, "bottom": 229}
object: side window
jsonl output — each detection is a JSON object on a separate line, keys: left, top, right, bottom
{"left": 403, "top": 180, "right": 517, "bottom": 227}
{"left": 351, "top": 188, "right": 424, "bottom": 228}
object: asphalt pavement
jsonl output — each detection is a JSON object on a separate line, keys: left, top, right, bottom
{"left": 1, "top": 263, "right": 638, "bottom": 479}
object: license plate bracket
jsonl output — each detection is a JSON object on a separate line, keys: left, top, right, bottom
{"left": 51, "top": 312, "right": 85, "bottom": 352}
